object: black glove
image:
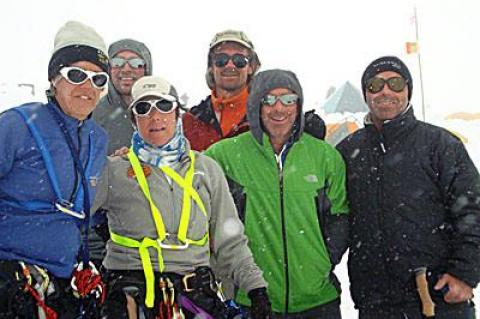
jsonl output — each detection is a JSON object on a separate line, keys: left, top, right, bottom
{"left": 304, "top": 109, "right": 326, "bottom": 140}
{"left": 248, "top": 287, "right": 272, "bottom": 319}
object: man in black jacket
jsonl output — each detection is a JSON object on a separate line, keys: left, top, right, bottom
{"left": 337, "top": 56, "right": 480, "bottom": 319}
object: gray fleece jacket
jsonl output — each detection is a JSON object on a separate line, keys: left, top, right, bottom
{"left": 92, "top": 142, "right": 266, "bottom": 293}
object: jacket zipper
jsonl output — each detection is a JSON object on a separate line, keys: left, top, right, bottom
{"left": 278, "top": 166, "right": 290, "bottom": 313}
{"left": 68, "top": 122, "right": 83, "bottom": 202}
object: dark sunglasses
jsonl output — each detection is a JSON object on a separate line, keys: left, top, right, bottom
{"left": 213, "top": 53, "right": 249, "bottom": 68}
{"left": 132, "top": 99, "right": 178, "bottom": 117}
{"left": 110, "top": 57, "right": 146, "bottom": 69}
{"left": 366, "top": 77, "right": 407, "bottom": 94}
{"left": 261, "top": 94, "right": 299, "bottom": 106}
{"left": 59, "top": 66, "right": 109, "bottom": 89}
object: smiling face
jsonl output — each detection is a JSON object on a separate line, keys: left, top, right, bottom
{"left": 134, "top": 96, "right": 177, "bottom": 147}
{"left": 211, "top": 42, "right": 253, "bottom": 98}
{"left": 53, "top": 61, "right": 104, "bottom": 120}
{"left": 260, "top": 87, "right": 298, "bottom": 152}
{"left": 110, "top": 50, "right": 146, "bottom": 101}
{"left": 365, "top": 70, "right": 409, "bottom": 128}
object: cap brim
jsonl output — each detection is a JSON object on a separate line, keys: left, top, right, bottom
{"left": 129, "top": 91, "right": 178, "bottom": 110}
{"left": 210, "top": 37, "right": 252, "bottom": 49}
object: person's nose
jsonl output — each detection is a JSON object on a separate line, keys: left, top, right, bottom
{"left": 149, "top": 107, "right": 164, "bottom": 120}
{"left": 272, "top": 99, "right": 285, "bottom": 111}
{"left": 121, "top": 61, "right": 134, "bottom": 72}
{"left": 79, "top": 78, "right": 95, "bottom": 90}
{"left": 224, "top": 56, "right": 236, "bottom": 68}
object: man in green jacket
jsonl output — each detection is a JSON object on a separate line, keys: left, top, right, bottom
{"left": 206, "top": 69, "right": 349, "bottom": 318}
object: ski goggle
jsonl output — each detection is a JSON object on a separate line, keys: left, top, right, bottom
{"left": 132, "top": 98, "right": 178, "bottom": 117}
{"left": 110, "top": 57, "right": 146, "bottom": 69}
{"left": 213, "top": 53, "right": 249, "bottom": 68}
{"left": 366, "top": 76, "right": 407, "bottom": 94}
{"left": 59, "top": 66, "right": 109, "bottom": 89}
{"left": 261, "top": 93, "right": 299, "bottom": 106}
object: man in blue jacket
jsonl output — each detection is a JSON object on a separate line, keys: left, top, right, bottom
{"left": 0, "top": 21, "right": 109, "bottom": 317}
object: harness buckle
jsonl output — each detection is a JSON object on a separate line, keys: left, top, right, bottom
{"left": 182, "top": 273, "right": 196, "bottom": 292}
{"left": 55, "top": 200, "right": 85, "bottom": 219}
{"left": 157, "top": 233, "right": 190, "bottom": 250}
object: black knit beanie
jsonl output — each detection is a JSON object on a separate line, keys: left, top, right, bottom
{"left": 361, "top": 56, "right": 413, "bottom": 102}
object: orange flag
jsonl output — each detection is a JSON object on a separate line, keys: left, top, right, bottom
{"left": 406, "top": 42, "right": 418, "bottom": 54}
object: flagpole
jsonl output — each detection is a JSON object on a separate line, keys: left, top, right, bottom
{"left": 414, "top": 7, "right": 426, "bottom": 121}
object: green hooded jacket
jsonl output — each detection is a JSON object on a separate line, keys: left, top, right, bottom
{"left": 206, "top": 69, "right": 349, "bottom": 313}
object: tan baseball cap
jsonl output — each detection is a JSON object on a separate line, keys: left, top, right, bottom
{"left": 209, "top": 29, "right": 254, "bottom": 50}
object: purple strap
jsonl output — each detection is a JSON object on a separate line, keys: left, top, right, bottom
{"left": 179, "top": 295, "right": 215, "bottom": 319}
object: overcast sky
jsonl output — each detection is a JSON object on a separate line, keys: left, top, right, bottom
{"left": 1, "top": 0, "right": 479, "bottom": 118}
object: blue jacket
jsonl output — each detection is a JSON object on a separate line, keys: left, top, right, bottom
{"left": 0, "top": 102, "right": 107, "bottom": 278}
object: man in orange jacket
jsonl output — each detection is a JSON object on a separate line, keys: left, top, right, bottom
{"left": 183, "top": 29, "right": 261, "bottom": 151}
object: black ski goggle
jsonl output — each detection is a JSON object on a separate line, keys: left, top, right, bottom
{"left": 110, "top": 57, "right": 146, "bottom": 69}
{"left": 213, "top": 53, "right": 249, "bottom": 68}
{"left": 59, "top": 66, "right": 109, "bottom": 89}
{"left": 261, "top": 94, "right": 298, "bottom": 106}
{"left": 132, "top": 98, "right": 178, "bottom": 117}
{"left": 366, "top": 77, "right": 407, "bottom": 94}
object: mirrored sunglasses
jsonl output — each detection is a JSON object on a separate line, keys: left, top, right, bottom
{"left": 132, "top": 99, "right": 178, "bottom": 117}
{"left": 261, "top": 93, "right": 299, "bottom": 106}
{"left": 110, "top": 57, "right": 146, "bottom": 69}
{"left": 59, "top": 66, "right": 109, "bottom": 89}
{"left": 366, "top": 77, "right": 407, "bottom": 94}
{"left": 213, "top": 53, "right": 249, "bottom": 68}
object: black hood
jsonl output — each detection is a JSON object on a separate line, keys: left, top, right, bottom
{"left": 247, "top": 69, "right": 304, "bottom": 145}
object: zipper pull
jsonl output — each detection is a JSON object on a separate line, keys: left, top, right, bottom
{"left": 379, "top": 142, "right": 386, "bottom": 154}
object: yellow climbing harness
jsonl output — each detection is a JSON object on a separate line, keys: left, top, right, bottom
{"left": 110, "top": 149, "right": 208, "bottom": 307}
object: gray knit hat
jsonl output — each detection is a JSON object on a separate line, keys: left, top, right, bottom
{"left": 48, "top": 21, "right": 108, "bottom": 80}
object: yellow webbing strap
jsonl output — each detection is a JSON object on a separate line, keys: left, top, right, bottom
{"left": 161, "top": 151, "right": 208, "bottom": 245}
{"left": 127, "top": 150, "right": 167, "bottom": 241}
{"left": 109, "top": 232, "right": 162, "bottom": 308}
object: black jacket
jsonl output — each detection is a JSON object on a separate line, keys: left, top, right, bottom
{"left": 337, "top": 107, "right": 480, "bottom": 308}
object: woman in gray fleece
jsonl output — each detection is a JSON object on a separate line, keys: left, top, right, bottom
{"left": 93, "top": 75, "right": 272, "bottom": 318}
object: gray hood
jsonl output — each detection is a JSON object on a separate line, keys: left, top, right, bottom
{"left": 247, "top": 69, "right": 304, "bottom": 145}
{"left": 108, "top": 38, "right": 153, "bottom": 75}
{"left": 105, "top": 38, "right": 153, "bottom": 108}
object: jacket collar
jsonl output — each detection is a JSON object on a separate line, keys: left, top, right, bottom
{"left": 365, "top": 106, "right": 418, "bottom": 147}
{"left": 48, "top": 101, "right": 89, "bottom": 129}
{"left": 211, "top": 87, "right": 248, "bottom": 112}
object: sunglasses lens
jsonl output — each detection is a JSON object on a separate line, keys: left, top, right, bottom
{"left": 66, "top": 69, "right": 88, "bottom": 84}
{"left": 133, "top": 102, "right": 152, "bottom": 115}
{"left": 92, "top": 74, "right": 109, "bottom": 88}
{"left": 279, "top": 94, "right": 298, "bottom": 105}
{"left": 155, "top": 100, "right": 176, "bottom": 113}
{"left": 367, "top": 77, "right": 386, "bottom": 94}
{"left": 128, "top": 58, "right": 146, "bottom": 69}
{"left": 387, "top": 77, "right": 406, "bottom": 92}
{"left": 232, "top": 54, "right": 248, "bottom": 68}
{"left": 213, "top": 54, "right": 229, "bottom": 67}
{"left": 110, "top": 57, "right": 126, "bottom": 68}
{"left": 261, "top": 95, "right": 277, "bottom": 106}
